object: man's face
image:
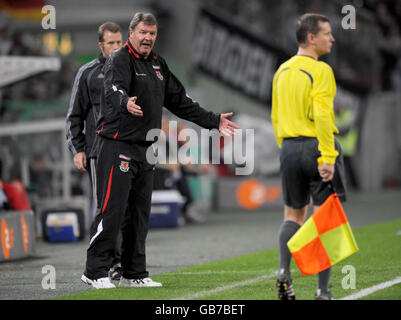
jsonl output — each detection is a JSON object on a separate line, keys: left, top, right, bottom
{"left": 129, "top": 22, "right": 157, "bottom": 58}
{"left": 99, "top": 30, "right": 123, "bottom": 58}
{"left": 310, "top": 21, "right": 335, "bottom": 56}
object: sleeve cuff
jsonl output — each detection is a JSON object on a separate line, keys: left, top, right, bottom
{"left": 120, "top": 95, "right": 129, "bottom": 113}
{"left": 318, "top": 155, "right": 337, "bottom": 166}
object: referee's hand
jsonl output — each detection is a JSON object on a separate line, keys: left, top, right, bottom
{"left": 318, "top": 163, "right": 335, "bottom": 182}
{"left": 127, "top": 96, "right": 143, "bottom": 117}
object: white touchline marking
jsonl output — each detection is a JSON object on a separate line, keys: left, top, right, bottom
{"left": 340, "top": 276, "right": 401, "bottom": 300}
{"left": 174, "top": 271, "right": 277, "bottom": 300}
{"left": 161, "top": 270, "right": 269, "bottom": 275}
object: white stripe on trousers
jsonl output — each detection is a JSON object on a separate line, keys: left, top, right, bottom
{"left": 89, "top": 219, "right": 103, "bottom": 245}
{"left": 89, "top": 158, "right": 101, "bottom": 245}
{"left": 90, "top": 158, "right": 98, "bottom": 209}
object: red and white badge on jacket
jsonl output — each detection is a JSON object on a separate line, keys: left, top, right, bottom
{"left": 153, "top": 65, "right": 163, "bottom": 81}
{"left": 119, "top": 161, "right": 129, "bottom": 172}
{"left": 119, "top": 154, "right": 131, "bottom": 172}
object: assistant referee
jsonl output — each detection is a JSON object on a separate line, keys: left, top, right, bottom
{"left": 271, "top": 13, "right": 347, "bottom": 300}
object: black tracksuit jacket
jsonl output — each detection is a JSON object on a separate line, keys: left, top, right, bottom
{"left": 97, "top": 41, "right": 221, "bottom": 160}
{"left": 66, "top": 54, "right": 106, "bottom": 158}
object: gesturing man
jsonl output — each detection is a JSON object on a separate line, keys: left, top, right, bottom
{"left": 271, "top": 13, "right": 346, "bottom": 300}
{"left": 81, "top": 12, "right": 239, "bottom": 289}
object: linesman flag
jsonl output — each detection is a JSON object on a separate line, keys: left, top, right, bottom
{"left": 287, "top": 193, "right": 359, "bottom": 275}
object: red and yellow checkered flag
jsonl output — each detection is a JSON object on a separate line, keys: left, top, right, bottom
{"left": 287, "top": 193, "right": 359, "bottom": 275}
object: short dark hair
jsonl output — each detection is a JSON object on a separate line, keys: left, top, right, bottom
{"left": 296, "top": 13, "right": 330, "bottom": 45}
{"left": 129, "top": 12, "right": 158, "bottom": 31}
{"left": 98, "top": 22, "right": 121, "bottom": 42}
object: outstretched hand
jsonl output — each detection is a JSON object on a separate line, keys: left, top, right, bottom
{"left": 219, "top": 112, "right": 240, "bottom": 136}
{"left": 127, "top": 96, "right": 143, "bottom": 117}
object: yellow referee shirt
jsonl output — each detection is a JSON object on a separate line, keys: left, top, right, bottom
{"left": 271, "top": 55, "right": 339, "bottom": 165}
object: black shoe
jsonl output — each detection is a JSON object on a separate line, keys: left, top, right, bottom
{"left": 108, "top": 263, "right": 122, "bottom": 281}
{"left": 276, "top": 268, "right": 296, "bottom": 300}
{"left": 315, "top": 288, "right": 334, "bottom": 300}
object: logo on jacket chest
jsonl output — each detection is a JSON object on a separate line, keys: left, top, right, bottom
{"left": 153, "top": 65, "right": 164, "bottom": 81}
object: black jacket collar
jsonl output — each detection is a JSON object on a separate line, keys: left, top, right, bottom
{"left": 125, "top": 40, "right": 155, "bottom": 61}
{"left": 98, "top": 53, "right": 107, "bottom": 64}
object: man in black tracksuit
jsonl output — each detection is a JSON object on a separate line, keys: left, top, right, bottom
{"left": 82, "top": 12, "right": 239, "bottom": 289}
{"left": 65, "top": 22, "right": 123, "bottom": 281}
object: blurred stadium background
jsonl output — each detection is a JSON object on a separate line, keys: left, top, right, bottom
{"left": 0, "top": 0, "right": 400, "bottom": 296}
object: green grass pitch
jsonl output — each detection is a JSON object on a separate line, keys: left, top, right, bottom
{"left": 56, "top": 218, "right": 401, "bottom": 300}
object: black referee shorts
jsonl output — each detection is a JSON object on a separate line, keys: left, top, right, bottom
{"left": 280, "top": 136, "right": 347, "bottom": 209}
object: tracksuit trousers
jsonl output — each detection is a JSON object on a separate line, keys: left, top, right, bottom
{"left": 84, "top": 137, "right": 154, "bottom": 280}
{"left": 88, "top": 157, "right": 122, "bottom": 268}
